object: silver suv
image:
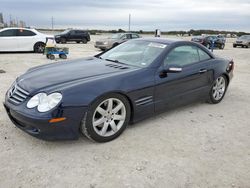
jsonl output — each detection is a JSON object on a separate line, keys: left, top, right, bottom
{"left": 95, "top": 33, "right": 141, "bottom": 51}
{"left": 233, "top": 35, "right": 250, "bottom": 48}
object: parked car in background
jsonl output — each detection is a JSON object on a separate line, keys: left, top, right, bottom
{"left": 4, "top": 38, "right": 234, "bottom": 142}
{"left": 95, "top": 33, "right": 141, "bottom": 50}
{"left": 233, "top": 35, "right": 250, "bottom": 48}
{"left": 55, "top": 29, "right": 90, "bottom": 44}
{"left": 0, "top": 27, "right": 52, "bottom": 53}
{"left": 191, "top": 35, "right": 225, "bottom": 49}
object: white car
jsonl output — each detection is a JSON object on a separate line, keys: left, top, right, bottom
{"left": 0, "top": 27, "right": 53, "bottom": 53}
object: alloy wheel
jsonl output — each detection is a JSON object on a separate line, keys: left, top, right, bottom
{"left": 212, "top": 76, "right": 226, "bottom": 101}
{"left": 92, "top": 98, "right": 126, "bottom": 137}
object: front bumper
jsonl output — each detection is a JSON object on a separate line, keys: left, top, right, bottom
{"left": 4, "top": 102, "right": 87, "bottom": 140}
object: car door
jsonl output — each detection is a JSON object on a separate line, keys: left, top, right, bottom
{"left": 0, "top": 29, "right": 19, "bottom": 51}
{"left": 68, "top": 30, "right": 76, "bottom": 41}
{"left": 154, "top": 45, "right": 213, "bottom": 112}
{"left": 16, "top": 29, "right": 37, "bottom": 51}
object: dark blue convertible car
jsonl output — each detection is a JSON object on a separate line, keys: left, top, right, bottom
{"left": 4, "top": 38, "right": 234, "bottom": 142}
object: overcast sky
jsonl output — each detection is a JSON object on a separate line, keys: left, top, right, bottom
{"left": 1, "top": 0, "right": 250, "bottom": 31}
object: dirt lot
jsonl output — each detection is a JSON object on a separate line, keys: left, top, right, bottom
{"left": 0, "top": 35, "right": 249, "bottom": 188}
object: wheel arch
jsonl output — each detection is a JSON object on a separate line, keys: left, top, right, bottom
{"left": 33, "top": 41, "right": 45, "bottom": 50}
{"left": 222, "top": 73, "right": 230, "bottom": 86}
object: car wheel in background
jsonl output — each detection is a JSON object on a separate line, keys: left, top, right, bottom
{"left": 34, "top": 42, "right": 45, "bottom": 53}
{"left": 82, "top": 38, "right": 87, "bottom": 44}
{"left": 47, "top": 54, "right": 55, "bottom": 60}
{"left": 220, "top": 44, "right": 225, "bottom": 49}
{"left": 233, "top": 44, "right": 236, "bottom": 48}
{"left": 207, "top": 75, "right": 228, "bottom": 104}
{"left": 60, "top": 38, "right": 67, "bottom": 44}
{"left": 59, "top": 54, "right": 67, "bottom": 59}
{"left": 81, "top": 93, "right": 131, "bottom": 142}
{"left": 112, "top": 43, "right": 119, "bottom": 48}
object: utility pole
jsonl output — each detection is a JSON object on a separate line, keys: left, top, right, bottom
{"left": 128, "top": 14, "right": 131, "bottom": 31}
{"left": 51, "top": 16, "right": 54, "bottom": 30}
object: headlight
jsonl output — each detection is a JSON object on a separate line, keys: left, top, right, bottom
{"left": 103, "top": 41, "right": 108, "bottom": 45}
{"left": 27, "top": 92, "right": 62, "bottom": 112}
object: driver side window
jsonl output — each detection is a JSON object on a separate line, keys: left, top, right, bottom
{"left": 164, "top": 45, "right": 200, "bottom": 67}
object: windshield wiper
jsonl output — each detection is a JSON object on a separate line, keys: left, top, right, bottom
{"left": 105, "top": 58, "right": 127, "bottom": 65}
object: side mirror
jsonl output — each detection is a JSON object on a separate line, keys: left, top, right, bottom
{"left": 159, "top": 66, "right": 182, "bottom": 78}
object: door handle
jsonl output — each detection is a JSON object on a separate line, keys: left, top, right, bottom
{"left": 199, "top": 69, "right": 207, "bottom": 73}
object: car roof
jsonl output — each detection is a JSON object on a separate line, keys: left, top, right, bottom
{"left": 0, "top": 27, "right": 36, "bottom": 31}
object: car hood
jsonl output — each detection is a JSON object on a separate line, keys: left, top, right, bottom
{"left": 17, "top": 57, "right": 135, "bottom": 93}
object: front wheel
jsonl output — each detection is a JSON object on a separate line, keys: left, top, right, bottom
{"left": 81, "top": 94, "right": 131, "bottom": 142}
{"left": 207, "top": 75, "right": 228, "bottom": 104}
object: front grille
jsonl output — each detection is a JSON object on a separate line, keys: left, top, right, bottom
{"left": 8, "top": 84, "right": 29, "bottom": 105}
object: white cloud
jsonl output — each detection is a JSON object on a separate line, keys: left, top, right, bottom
{"left": 1, "top": 0, "right": 250, "bottom": 31}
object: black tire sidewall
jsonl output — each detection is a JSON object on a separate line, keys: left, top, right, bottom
{"left": 82, "top": 38, "right": 87, "bottom": 44}
{"left": 61, "top": 38, "right": 66, "bottom": 43}
{"left": 34, "top": 42, "right": 45, "bottom": 53}
{"left": 81, "top": 93, "right": 131, "bottom": 142}
{"left": 208, "top": 75, "right": 228, "bottom": 104}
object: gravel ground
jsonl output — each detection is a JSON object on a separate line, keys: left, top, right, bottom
{"left": 0, "top": 35, "right": 249, "bottom": 188}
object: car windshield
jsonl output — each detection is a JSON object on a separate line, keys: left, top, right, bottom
{"left": 100, "top": 40, "right": 167, "bottom": 67}
{"left": 239, "top": 35, "right": 250, "bottom": 39}
{"left": 111, "top": 33, "right": 123, "bottom": 39}
{"left": 61, "top": 30, "right": 70, "bottom": 34}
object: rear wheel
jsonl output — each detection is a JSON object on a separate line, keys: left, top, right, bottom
{"left": 81, "top": 93, "right": 131, "bottom": 142}
{"left": 47, "top": 54, "right": 55, "bottom": 60}
{"left": 82, "top": 38, "right": 87, "bottom": 44}
{"left": 34, "top": 42, "right": 45, "bottom": 53}
{"left": 207, "top": 75, "right": 228, "bottom": 104}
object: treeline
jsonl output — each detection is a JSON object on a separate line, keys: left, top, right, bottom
{"left": 88, "top": 29, "right": 250, "bottom": 36}
{"left": 37, "top": 28, "right": 250, "bottom": 37}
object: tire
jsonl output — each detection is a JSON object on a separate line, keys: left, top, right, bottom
{"left": 34, "top": 42, "right": 45, "bottom": 53}
{"left": 60, "top": 38, "right": 67, "bottom": 44}
{"left": 207, "top": 75, "right": 228, "bottom": 104}
{"left": 59, "top": 54, "right": 67, "bottom": 59}
{"left": 76, "top": 41, "right": 80, "bottom": 44}
{"left": 82, "top": 38, "right": 87, "bottom": 44}
{"left": 112, "top": 43, "right": 119, "bottom": 48}
{"left": 220, "top": 44, "right": 225, "bottom": 49}
{"left": 81, "top": 93, "right": 131, "bottom": 142}
{"left": 233, "top": 45, "right": 236, "bottom": 48}
{"left": 48, "top": 54, "right": 55, "bottom": 60}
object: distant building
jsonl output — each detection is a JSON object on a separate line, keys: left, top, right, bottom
{"left": 0, "top": 13, "right": 4, "bottom": 28}
{"left": 0, "top": 13, "right": 3, "bottom": 23}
